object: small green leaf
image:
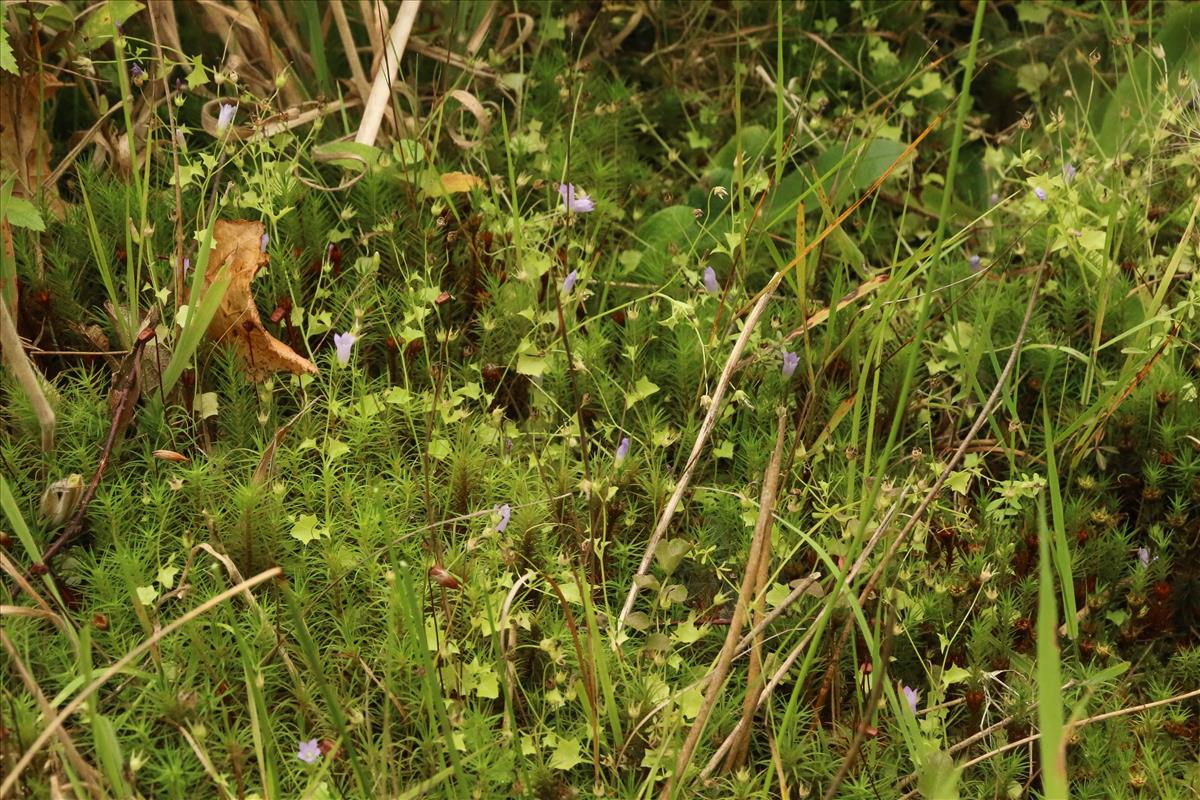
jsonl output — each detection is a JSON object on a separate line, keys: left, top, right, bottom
{"left": 673, "top": 617, "right": 705, "bottom": 644}
{"left": 463, "top": 659, "right": 499, "bottom": 699}
{"left": 1016, "top": 63, "right": 1050, "bottom": 97}
{"left": 0, "top": 24, "right": 17, "bottom": 75}
{"left": 625, "top": 376, "right": 660, "bottom": 409}
{"left": 136, "top": 585, "right": 159, "bottom": 605}
{"left": 290, "top": 514, "right": 326, "bottom": 544}
{"left": 157, "top": 565, "right": 179, "bottom": 589}
{"left": 186, "top": 54, "right": 208, "bottom": 89}
{"left": 516, "top": 353, "right": 546, "bottom": 377}
{"left": 2, "top": 196, "right": 45, "bottom": 231}
{"left": 325, "top": 438, "right": 350, "bottom": 460}
{"left": 678, "top": 684, "right": 704, "bottom": 719}
{"left": 946, "top": 470, "right": 973, "bottom": 495}
{"left": 941, "top": 666, "right": 971, "bottom": 688}
{"left": 1016, "top": 1, "right": 1052, "bottom": 24}
{"left": 654, "top": 539, "right": 691, "bottom": 576}
{"left": 549, "top": 735, "right": 583, "bottom": 771}
{"left": 1076, "top": 228, "right": 1106, "bottom": 251}
{"left": 427, "top": 438, "right": 451, "bottom": 460}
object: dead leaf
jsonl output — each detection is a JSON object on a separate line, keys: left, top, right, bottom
{"left": 420, "top": 170, "right": 485, "bottom": 197}
{"left": 0, "top": 71, "right": 66, "bottom": 216}
{"left": 205, "top": 219, "right": 318, "bottom": 382}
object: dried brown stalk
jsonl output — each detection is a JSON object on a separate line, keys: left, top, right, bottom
{"left": 619, "top": 272, "right": 782, "bottom": 629}
{"left": 699, "top": 265, "right": 1045, "bottom": 779}
{"left": 1, "top": 567, "right": 283, "bottom": 797}
{"left": 663, "top": 410, "right": 787, "bottom": 797}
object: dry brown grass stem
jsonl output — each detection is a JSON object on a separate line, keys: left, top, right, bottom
{"left": 175, "top": 724, "right": 234, "bottom": 800}
{"left": 724, "top": 415, "right": 785, "bottom": 770}
{"left": 0, "top": 567, "right": 282, "bottom": 797}
{"left": 355, "top": 0, "right": 422, "bottom": 148}
{"left": 618, "top": 272, "right": 782, "bottom": 630}
{"left": 1, "top": 300, "right": 55, "bottom": 451}
{"left": 331, "top": 0, "right": 373, "bottom": 102}
{"left": 896, "top": 687, "right": 1200, "bottom": 800}
{"left": 698, "top": 265, "right": 1045, "bottom": 779}
{"left": 0, "top": 630, "right": 103, "bottom": 793}
{"left": 662, "top": 410, "right": 788, "bottom": 798}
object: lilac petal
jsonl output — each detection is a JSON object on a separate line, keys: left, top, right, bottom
{"left": 217, "top": 103, "right": 237, "bottom": 133}
{"left": 1034, "top": 187, "right": 1047, "bottom": 202}
{"left": 1063, "top": 163, "right": 1076, "bottom": 183}
{"left": 703, "top": 266, "right": 719, "bottom": 294}
{"left": 495, "top": 503, "right": 511, "bottom": 533}
{"left": 902, "top": 685, "right": 919, "bottom": 714}
{"left": 562, "top": 270, "right": 578, "bottom": 294}
{"left": 333, "top": 331, "right": 357, "bottom": 365}
{"left": 781, "top": 351, "right": 799, "bottom": 378}
{"left": 260, "top": 232, "right": 270, "bottom": 253}
{"left": 969, "top": 254, "right": 981, "bottom": 271}
{"left": 615, "top": 436, "right": 630, "bottom": 466}
{"left": 558, "top": 183, "right": 595, "bottom": 214}
{"left": 297, "top": 738, "right": 321, "bottom": 764}
{"left": 1137, "top": 547, "right": 1150, "bottom": 568}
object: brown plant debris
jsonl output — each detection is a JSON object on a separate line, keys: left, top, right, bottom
{"left": 205, "top": 219, "right": 318, "bottom": 381}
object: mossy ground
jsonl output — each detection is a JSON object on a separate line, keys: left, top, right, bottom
{"left": 2, "top": 2, "right": 1199, "bottom": 799}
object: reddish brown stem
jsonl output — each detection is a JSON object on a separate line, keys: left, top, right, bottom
{"left": 37, "top": 325, "right": 154, "bottom": 568}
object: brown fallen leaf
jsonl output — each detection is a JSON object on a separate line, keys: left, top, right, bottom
{"left": 0, "top": 71, "right": 67, "bottom": 217}
{"left": 205, "top": 219, "right": 318, "bottom": 382}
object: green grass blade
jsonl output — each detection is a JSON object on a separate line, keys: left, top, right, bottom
{"left": 1042, "top": 404, "right": 1078, "bottom": 640}
{"left": 159, "top": 209, "right": 224, "bottom": 397}
{"left": 1037, "top": 494, "right": 1069, "bottom": 799}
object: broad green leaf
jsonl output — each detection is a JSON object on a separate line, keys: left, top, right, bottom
{"left": 78, "top": 1, "right": 144, "bottom": 51}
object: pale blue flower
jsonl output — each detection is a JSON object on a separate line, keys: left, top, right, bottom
{"left": 494, "top": 504, "right": 511, "bottom": 533}
{"left": 703, "top": 266, "right": 719, "bottom": 294}
{"left": 969, "top": 254, "right": 981, "bottom": 272}
{"left": 183, "top": 257, "right": 191, "bottom": 273}
{"left": 902, "top": 685, "right": 919, "bottom": 714}
{"left": 781, "top": 351, "right": 799, "bottom": 378}
{"left": 1034, "top": 187, "right": 1047, "bottom": 202}
{"left": 216, "top": 103, "right": 237, "bottom": 134}
{"left": 1137, "top": 547, "right": 1150, "bottom": 568}
{"left": 1063, "top": 163, "right": 1076, "bottom": 184}
{"left": 989, "top": 192, "right": 1000, "bottom": 206}
{"left": 297, "top": 738, "right": 321, "bottom": 764}
{"left": 615, "top": 437, "right": 630, "bottom": 466}
{"left": 260, "top": 233, "right": 269, "bottom": 253}
{"left": 333, "top": 332, "right": 357, "bottom": 365}
{"left": 558, "top": 183, "right": 595, "bottom": 214}
{"left": 562, "top": 270, "right": 578, "bottom": 294}
{"left": 130, "top": 63, "right": 145, "bottom": 84}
